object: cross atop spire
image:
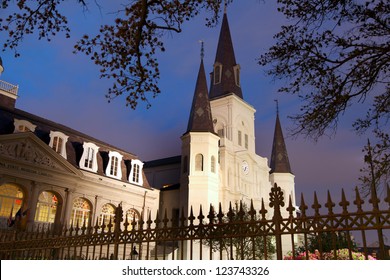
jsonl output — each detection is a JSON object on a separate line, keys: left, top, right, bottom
{"left": 199, "top": 40, "right": 204, "bottom": 60}
{"left": 224, "top": 0, "right": 227, "bottom": 14}
{"left": 274, "top": 99, "right": 279, "bottom": 115}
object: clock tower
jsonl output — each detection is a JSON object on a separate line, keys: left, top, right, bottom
{"left": 208, "top": 11, "right": 273, "bottom": 210}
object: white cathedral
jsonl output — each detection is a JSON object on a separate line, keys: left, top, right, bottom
{"left": 0, "top": 11, "right": 296, "bottom": 249}
{"left": 144, "top": 12, "right": 296, "bottom": 219}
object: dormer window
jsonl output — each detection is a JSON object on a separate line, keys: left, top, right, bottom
{"left": 13, "top": 119, "right": 36, "bottom": 133}
{"left": 105, "top": 151, "right": 123, "bottom": 180}
{"left": 79, "top": 142, "right": 99, "bottom": 172}
{"left": 233, "top": 65, "right": 241, "bottom": 86}
{"left": 129, "top": 159, "right": 144, "bottom": 186}
{"left": 214, "top": 63, "right": 222, "bottom": 84}
{"left": 49, "top": 131, "right": 69, "bottom": 159}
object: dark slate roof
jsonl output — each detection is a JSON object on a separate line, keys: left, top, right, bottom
{"left": 270, "top": 113, "right": 292, "bottom": 174}
{"left": 0, "top": 105, "right": 152, "bottom": 188}
{"left": 160, "top": 183, "right": 180, "bottom": 192}
{"left": 144, "top": 155, "right": 181, "bottom": 168}
{"left": 185, "top": 59, "right": 215, "bottom": 135}
{"left": 209, "top": 12, "right": 243, "bottom": 100}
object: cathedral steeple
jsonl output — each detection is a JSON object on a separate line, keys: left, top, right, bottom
{"left": 209, "top": 12, "right": 243, "bottom": 100}
{"left": 185, "top": 48, "right": 215, "bottom": 134}
{"left": 270, "top": 102, "right": 292, "bottom": 174}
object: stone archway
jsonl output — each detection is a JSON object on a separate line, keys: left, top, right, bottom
{"left": 0, "top": 183, "right": 26, "bottom": 228}
{"left": 34, "top": 190, "right": 63, "bottom": 230}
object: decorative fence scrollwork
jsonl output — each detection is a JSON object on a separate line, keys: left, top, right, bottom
{"left": 0, "top": 183, "right": 389, "bottom": 260}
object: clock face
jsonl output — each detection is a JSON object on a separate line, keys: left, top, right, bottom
{"left": 242, "top": 160, "right": 249, "bottom": 175}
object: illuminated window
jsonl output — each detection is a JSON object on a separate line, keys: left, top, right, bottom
{"left": 49, "top": 131, "right": 69, "bottom": 159}
{"left": 70, "top": 197, "right": 91, "bottom": 228}
{"left": 35, "top": 191, "right": 58, "bottom": 223}
{"left": 125, "top": 208, "right": 140, "bottom": 231}
{"left": 195, "top": 154, "right": 203, "bottom": 171}
{"left": 98, "top": 203, "right": 115, "bottom": 227}
{"left": 0, "top": 184, "right": 23, "bottom": 218}
{"left": 53, "top": 137, "right": 63, "bottom": 153}
{"left": 13, "top": 119, "right": 36, "bottom": 133}
{"left": 106, "top": 151, "right": 123, "bottom": 180}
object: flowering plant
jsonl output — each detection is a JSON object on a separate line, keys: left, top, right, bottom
{"left": 284, "top": 249, "right": 376, "bottom": 260}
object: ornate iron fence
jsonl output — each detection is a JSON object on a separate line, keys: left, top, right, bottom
{"left": 0, "top": 183, "right": 389, "bottom": 260}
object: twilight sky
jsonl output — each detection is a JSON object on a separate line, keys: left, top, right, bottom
{"left": 0, "top": 1, "right": 371, "bottom": 205}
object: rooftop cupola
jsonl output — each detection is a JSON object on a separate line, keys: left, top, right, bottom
{"left": 0, "top": 56, "right": 19, "bottom": 110}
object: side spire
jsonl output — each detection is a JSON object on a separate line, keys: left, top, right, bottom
{"left": 270, "top": 102, "right": 292, "bottom": 174}
{"left": 209, "top": 11, "right": 243, "bottom": 100}
{"left": 185, "top": 43, "right": 215, "bottom": 134}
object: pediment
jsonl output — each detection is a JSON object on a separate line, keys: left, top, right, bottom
{"left": 0, "top": 132, "right": 82, "bottom": 176}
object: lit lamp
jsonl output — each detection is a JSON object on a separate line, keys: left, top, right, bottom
{"left": 131, "top": 246, "right": 139, "bottom": 260}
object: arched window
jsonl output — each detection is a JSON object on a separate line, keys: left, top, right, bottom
{"left": 211, "top": 156, "right": 216, "bottom": 173}
{"left": 49, "top": 131, "right": 69, "bottom": 159}
{"left": 98, "top": 203, "right": 115, "bottom": 226}
{"left": 195, "top": 154, "right": 203, "bottom": 171}
{"left": 79, "top": 142, "right": 99, "bottom": 172}
{"left": 35, "top": 191, "right": 58, "bottom": 223}
{"left": 70, "top": 197, "right": 91, "bottom": 228}
{"left": 105, "top": 151, "right": 123, "bottom": 179}
{"left": 129, "top": 159, "right": 144, "bottom": 185}
{"left": 110, "top": 157, "right": 119, "bottom": 176}
{"left": 53, "top": 136, "right": 63, "bottom": 153}
{"left": 125, "top": 208, "right": 140, "bottom": 231}
{"left": 214, "top": 64, "right": 222, "bottom": 84}
{"left": 132, "top": 164, "right": 140, "bottom": 182}
{"left": 0, "top": 184, "right": 24, "bottom": 218}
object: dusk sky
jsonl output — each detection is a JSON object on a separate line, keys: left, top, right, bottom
{"left": 0, "top": 1, "right": 373, "bottom": 205}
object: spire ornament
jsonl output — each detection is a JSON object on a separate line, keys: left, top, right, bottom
{"left": 274, "top": 99, "right": 279, "bottom": 115}
{"left": 199, "top": 40, "right": 204, "bottom": 60}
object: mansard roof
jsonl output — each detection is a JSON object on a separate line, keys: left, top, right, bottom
{"left": 209, "top": 12, "right": 243, "bottom": 100}
{"left": 270, "top": 113, "right": 292, "bottom": 174}
{"left": 0, "top": 104, "right": 152, "bottom": 188}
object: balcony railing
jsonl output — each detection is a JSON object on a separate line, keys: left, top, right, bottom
{"left": 0, "top": 80, "right": 18, "bottom": 96}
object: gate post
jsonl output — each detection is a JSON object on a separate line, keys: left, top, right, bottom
{"left": 269, "top": 183, "right": 285, "bottom": 260}
{"left": 114, "top": 203, "right": 123, "bottom": 260}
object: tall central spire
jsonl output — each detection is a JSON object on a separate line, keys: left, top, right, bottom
{"left": 209, "top": 12, "right": 243, "bottom": 100}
